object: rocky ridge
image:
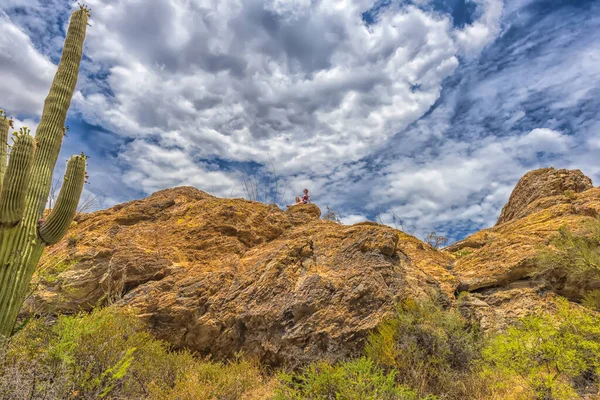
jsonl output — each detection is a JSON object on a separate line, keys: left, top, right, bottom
{"left": 25, "top": 168, "right": 599, "bottom": 366}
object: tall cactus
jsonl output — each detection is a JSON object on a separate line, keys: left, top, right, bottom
{"left": 0, "top": 5, "right": 89, "bottom": 336}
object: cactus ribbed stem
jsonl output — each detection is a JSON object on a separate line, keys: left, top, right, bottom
{"left": 0, "top": 112, "right": 9, "bottom": 185}
{"left": 0, "top": 7, "right": 89, "bottom": 336}
{"left": 0, "top": 131, "right": 35, "bottom": 227}
{"left": 39, "top": 155, "right": 86, "bottom": 244}
{"left": 30, "top": 9, "right": 87, "bottom": 218}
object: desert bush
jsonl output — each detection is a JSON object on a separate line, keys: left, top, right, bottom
{"left": 274, "top": 357, "right": 426, "bottom": 400}
{"left": 536, "top": 217, "right": 600, "bottom": 298}
{"left": 5, "top": 298, "right": 600, "bottom": 399}
{"left": 452, "top": 248, "right": 473, "bottom": 259}
{"left": 322, "top": 206, "right": 343, "bottom": 223}
{"left": 0, "top": 307, "right": 271, "bottom": 399}
{"left": 424, "top": 232, "right": 448, "bottom": 249}
{"left": 365, "top": 298, "right": 484, "bottom": 398}
{"left": 563, "top": 190, "right": 576, "bottom": 201}
{"left": 148, "top": 354, "right": 272, "bottom": 400}
{"left": 67, "top": 234, "right": 81, "bottom": 247}
{"left": 481, "top": 298, "right": 600, "bottom": 399}
{"left": 582, "top": 290, "right": 600, "bottom": 312}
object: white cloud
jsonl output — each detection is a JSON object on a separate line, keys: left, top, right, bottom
{"left": 0, "top": 1, "right": 504, "bottom": 210}
{"left": 119, "top": 140, "right": 241, "bottom": 197}
{"left": 70, "top": 0, "right": 494, "bottom": 185}
{"left": 0, "top": 15, "right": 54, "bottom": 116}
{"left": 517, "top": 128, "right": 573, "bottom": 155}
{"left": 340, "top": 214, "right": 368, "bottom": 225}
{"left": 455, "top": 0, "right": 503, "bottom": 57}
{"left": 6, "top": 0, "right": 597, "bottom": 244}
{"left": 588, "top": 137, "right": 600, "bottom": 150}
{"left": 337, "top": 127, "right": 577, "bottom": 240}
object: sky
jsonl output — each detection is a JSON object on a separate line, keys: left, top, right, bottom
{"left": 0, "top": 0, "right": 598, "bottom": 242}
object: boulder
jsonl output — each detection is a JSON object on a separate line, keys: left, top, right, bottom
{"left": 26, "top": 187, "right": 456, "bottom": 367}
{"left": 495, "top": 168, "right": 593, "bottom": 226}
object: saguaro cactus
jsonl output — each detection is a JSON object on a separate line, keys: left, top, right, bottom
{"left": 0, "top": 5, "right": 89, "bottom": 336}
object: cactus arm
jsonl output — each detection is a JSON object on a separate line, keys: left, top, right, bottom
{"left": 0, "top": 111, "right": 10, "bottom": 185}
{"left": 38, "top": 155, "right": 86, "bottom": 244}
{"left": 0, "top": 7, "right": 89, "bottom": 336}
{"left": 28, "top": 8, "right": 88, "bottom": 218}
{"left": 0, "top": 129, "right": 35, "bottom": 227}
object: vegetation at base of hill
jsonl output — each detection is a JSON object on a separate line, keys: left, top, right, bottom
{"left": 0, "top": 308, "right": 272, "bottom": 400}
{"left": 365, "top": 298, "right": 483, "bottom": 398}
{"left": 481, "top": 298, "right": 600, "bottom": 400}
{"left": 2, "top": 298, "right": 599, "bottom": 399}
{"left": 274, "top": 358, "right": 425, "bottom": 400}
{"left": 535, "top": 216, "right": 600, "bottom": 303}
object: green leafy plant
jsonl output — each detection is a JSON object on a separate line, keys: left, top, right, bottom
{"left": 563, "top": 190, "right": 576, "bottom": 201}
{"left": 0, "top": 5, "right": 90, "bottom": 336}
{"left": 0, "top": 307, "right": 272, "bottom": 399}
{"left": 453, "top": 248, "right": 473, "bottom": 259}
{"left": 582, "top": 290, "right": 600, "bottom": 312}
{"left": 365, "top": 298, "right": 483, "bottom": 398}
{"left": 535, "top": 217, "right": 600, "bottom": 298}
{"left": 274, "top": 357, "right": 425, "bottom": 400}
{"left": 481, "top": 299, "right": 600, "bottom": 399}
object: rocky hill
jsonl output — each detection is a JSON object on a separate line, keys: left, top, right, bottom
{"left": 24, "top": 167, "right": 599, "bottom": 367}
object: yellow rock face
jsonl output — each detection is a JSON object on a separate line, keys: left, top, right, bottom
{"left": 450, "top": 187, "right": 600, "bottom": 291}
{"left": 496, "top": 167, "right": 593, "bottom": 225}
{"left": 28, "top": 186, "right": 456, "bottom": 367}
{"left": 26, "top": 168, "right": 599, "bottom": 366}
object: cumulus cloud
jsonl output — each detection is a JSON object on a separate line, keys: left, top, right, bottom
{"left": 71, "top": 0, "right": 484, "bottom": 181}
{"left": 367, "top": 128, "right": 575, "bottom": 239}
{"left": 0, "top": 15, "right": 54, "bottom": 115}
{"left": 518, "top": 128, "right": 573, "bottom": 155}
{"left": 340, "top": 214, "right": 368, "bottom": 225}
{"left": 455, "top": 0, "right": 503, "bottom": 57}
{"left": 2, "top": 0, "right": 598, "bottom": 243}
{"left": 332, "top": 0, "right": 600, "bottom": 241}
{"left": 119, "top": 140, "right": 241, "bottom": 196}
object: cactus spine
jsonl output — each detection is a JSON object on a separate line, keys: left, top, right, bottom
{"left": 0, "top": 6, "right": 89, "bottom": 336}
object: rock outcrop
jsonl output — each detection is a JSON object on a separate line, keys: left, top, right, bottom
{"left": 495, "top": 168, "right": 593, "bottom": 226}
{"left": 448, "top": 169, "right": 598, "bottom": 292}
{"left": 25, "top": 167, "right": 599, "bottom": 367}
{"left": 26, "top": 187, "right": 456, "bottom": 367}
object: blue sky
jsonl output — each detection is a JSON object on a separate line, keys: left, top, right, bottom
{"left": 0, "top": 0, "right": 598, "bottom": 242}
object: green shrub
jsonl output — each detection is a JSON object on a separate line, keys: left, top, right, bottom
{"left": 563, "top": 190, "right": 576, "bottom": 201}
{"left": 582, "top": 290, "right": 600, "bottom": 311}
{"left": 536, "top": 217, "right": 600, "bottom": 297}
{"left": 147, "top": 353, "right": 272, "bottom": 400}
{"left": 0, "top": 307, "right": 271, "bottom": 399}
{"left": 481, "top": 299, "right": 600, "bottom": 399}
{"left": 5, "top": 298, "right": 600, "bottom": 399}
{"left": 452, "top": 248, "right": 473, "bottom": 259}
{"left": 274, "top": 357, "right": 425, "bottom": 400}
{"left": 365, "top": 298, "right": 483, "bottom": 398}
{"left": 34, "top": 256, "right": 78, "bottom": 284}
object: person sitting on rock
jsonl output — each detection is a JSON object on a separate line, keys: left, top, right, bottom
{"left": 300, "top": 188, "right": 311, "bottom": 204}
{"left": 288, "top": 189, "right": 311, "bottom": 207}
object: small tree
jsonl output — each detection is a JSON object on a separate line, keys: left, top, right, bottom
{"left": 424, "top": 231, "right": 448, "bottom": 249}
{"left": 322, "top": 206, "right": 342, "bottom": 223}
